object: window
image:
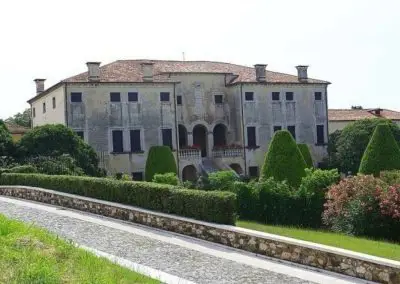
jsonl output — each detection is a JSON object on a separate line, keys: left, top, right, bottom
{"left": 214, "top": 95, "right": 223, "bottom": 104}
{"left": 177, "top": 95, "right": 182, "bottom": 105}
{"left": 160, "top": 92, "right": 170, "bottom": 102}
{"left": 285, "top": 92, "right": 294, "bottom": 101}
{"left": 128, "top": 92, "right": 138, "bottom": 102}
{"left": 245, "top": 92, "right": 254, "bottom": 101}
{"left": 315, "top": 92, "right": 322, "bottom": 101}
{"left": 247, "top": 126, "right": 256, "bottom": 147}
{"left": 130, "top": 130, "right": 142, "bottom": 152}
{"left": 32, "top": 108, "right": 36, "bottom": 118}
{"left": 273, "top": 126, "right": 282, "bottom": 132}
{"left": 316, "top": 125, "right": 325, "bottom": 144}
{"left": 249, "top": 166, "right": 259, "bottom": 178}
{"left": 110, "top": 92, "right": 121, "bottom": 102}
{"left": 42, "top": 102, "right": 46, "bottom": 113}
{"left": 287, "top": 125, "right": 296, "bottom": 140}
{"left": 71, "top": 92, "right": 82, "bottom": 102}
{"left": 76, "top": 131, "right": 84, "bottom": 139}
{"left": 52, "top": 97, "right": 56, "bottom": 108}
{"left": 132, "top": 172, "right": 144, "bottom": 181}
{"left": 162, "top": 128, "right": 173, "bottom": 149}
{"left": 272, "top": 92, "right": 280, "bottom": 101}
{"left": 112, "top": 130, "right": 123, "bottom": 152}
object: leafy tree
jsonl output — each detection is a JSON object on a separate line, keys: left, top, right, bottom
{"left": 145, "top": 146, "right": 177, "bottom": 181}
{"left": 297, "top": 144, "right": 313, "bottom": 168}
{"left": 326, "top": 130, "right": 342, "bottom": 169}
{"left": 0, "top": 120, "right": 14, "bottom": 156}
{"left": 359, "top": 124, "right": 400, "bottom": 176}
{"left": 5, "top": 108, "right": 31, "bottom": 128}
{"left": 261, "top": 130, "right": 306, "bottom": 188}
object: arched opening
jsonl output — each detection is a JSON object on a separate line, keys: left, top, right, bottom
{"left": 213, "top": 124, "right": 227, "bottom": 147}
{"left": 230, "top": 163, "right": 243, "bottom": 175}
{"left": 193, "top": 124, "right": 208, "bottom": 157}
{"left": 182, "top": 165, "right": 198, "bottom": 182}
{"left": 178, "top": 124, "right": 188, "bottom": 148}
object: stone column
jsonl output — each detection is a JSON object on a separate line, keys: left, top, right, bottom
{"left": 187, "top": 132, "right": 193, "bottom": 146}
{"left": 207, "top": 131, "right": 214, "bottom": 157}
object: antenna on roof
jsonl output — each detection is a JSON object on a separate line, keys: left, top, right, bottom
{"left": 182, "top": 52, "right": 185, "bottom": 61}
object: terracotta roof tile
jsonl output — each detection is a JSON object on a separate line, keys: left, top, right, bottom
{"left": 5, "top": 122, "right": 30, "bottom": 134}
{"left": 328, "top": 109, "right": 400, "bottom": 121}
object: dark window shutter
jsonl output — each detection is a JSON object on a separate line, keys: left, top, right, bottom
{"left": 273, "top": 126, "right": 282, "bottom": 132}
{"left": 110, "top": 92, "right": 121, "bottom": 102}
{"left": 245, "top": 92, "right": 254, "bottom": 101}
{"left": 130, "top": 130, "right": 141, "bottom": 152}
{"left": 162, "top": 129, "right": 173, "bottom": 149}
{"left": 112, "top": 130, "right": 123, "bottom": 152}
{"left": 285, "top": 92, "right": 294, "bottom": 101}
{"left": 272, "top": 92, "right": 280, "bottom": 101}
{"left": 160, "top": 92, "right": 170, "bottom": 102}
{"left": 247, "top": 127, "right": 256, "bottom": 147}
{"left": 71, "top": 93, "right": 82, "bottom": 102}
{"left": 287, "top": 125, "right": 296, "bottom": 140}
{"left": 317, "top": 125, "right": 325, "bottom": 144}
{"left": 128, "top": 92, "right": 138, "bottom": 102}
{"left": 249, "top": 166, "right": 259, "bottom": 177}
{"left": 315, "top": 92, "right": 322, "bottom": 100}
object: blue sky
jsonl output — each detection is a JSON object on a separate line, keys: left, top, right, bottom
{"left": 0, "top": 0, "right": 399, "bottom": 118}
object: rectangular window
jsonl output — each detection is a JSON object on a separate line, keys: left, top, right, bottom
{"left": 160, "top": 92, "right": 170, "bottom": 102}
{"left": 32, "top": 108, "right": 36, "bottom": 118}
{"left": 162, "top": 128, "right": 173, "bottom": 149}
{"left": 130, "top": 130, "right": 142, "bottom": 152}
{"left": 272, "top": 92, "right": 280, "bottom": 101}
{"left": 214, "top": 95, "right": 223, "bottom": 104}
{"left": 247, "top": 126, "right": 256, "bottom": 147}
{"left": 249, "top": 166, "right": 259, "bottom": 178}
{"left": 132, "top": 172, "right": 144, "bottom": 181}
{"left": 287, "top": 125, "right": 296, "bottom": 140}
{"left": 285, "top": 92, "right": 294, "bottom": 101}
{"left": 76, "top": 131, "right": 84, "bottom": 139}
{"left": 110, "top": 92, "right": 121, "bottom": 102}
{"left": 112, "top": 130, "right": 123, "bottom": 152}
{"left": 273, "top": 126, "right": 282, "bottom": 132}
{"left": 317, "top": 125, "right": 325, "bottom": 144}
{"left": 52, "top": 97, "right": 56, "bottom": 108}
{"left": 71, "top": 92, "right": 82, "bottom": 102}
{"left": 42, "top": 102, "right": 46, "bottom": 113}
{"left": 177, "top": 95, "right": 182, "bottom": 105}
{"left": 128, "top": 92, "right": 138, "bottom": 102}
{"left": 245, "top": 92, "right": 254, "bottom": 101}
{"left": 315, "top": 92, "right": 322, "bottom": 101}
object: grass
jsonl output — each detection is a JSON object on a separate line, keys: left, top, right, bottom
{"left": 237, "top": 220, "right": 400, "bottom": 261}
{"left": 0, "top": 214, "right": 159, "bottom": 284}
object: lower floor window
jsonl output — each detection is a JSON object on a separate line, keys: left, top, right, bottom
{"left": 132, "top": 172, "right": 144, "bottom": 181}
{"left": 249, "top": 166, "right": 259, "bottom": 177}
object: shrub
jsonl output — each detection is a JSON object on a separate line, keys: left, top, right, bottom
{"left": 145, "top": 146, "right": 177, "bottom": 181}
{"left": 326, "top": 130, "right": 342, "bottom": 169}
{"left": 359, "top": 123, "right": 400, "bottom": 176}
{"left": 377, "top": 185, "right": 400, "bottom": 220}
{"left": 208, "top": 170, "right": 239, "bottom": 192}
{"left": 297, "top": 144, "right": 313, "bottom": 168}
{"left": 0, "top": 120, "right": 14, "bottom": 156}
{"left": 9, "top": 165, "right": 38, "bottom": 173}
{"left": 261, "top": 130, "right": 306, "bottom": 187}
{"left": 0, "top": 173, "right": 236, "bottom": 224}
{"left": 380, "top": 170, "right": 400, "bottom": 185}
{"left": 152, "top": 173, "right": 179, "bottom": 185}
{"left": 298, "top": 168, "right": 340, "bottom": 197}
{"left": 23, "top": 155, "right": 85, "bottom": 176}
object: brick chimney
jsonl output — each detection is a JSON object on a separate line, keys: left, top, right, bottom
{"left": 86, "top": 62, "right": 101, "bottom": 81}
{"left": 34, "top": 79, "right": 46, "bottom": 94}
{"left": 254, "top": 64, "right": 267, "bottom": 82}
{"left": 295, "top": 65, "right": 308, "bottom": 82}
{"left": 141, "top": 62, "right": 154, "bottom": 82}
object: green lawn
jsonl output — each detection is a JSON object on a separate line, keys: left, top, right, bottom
{"left": 237, "top": 220, "right": 400, "bottom": 261}
{"left": 0, "top": 214, "right": 159, "bottom": 284}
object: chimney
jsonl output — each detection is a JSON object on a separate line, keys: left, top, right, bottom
{"left": 254, "top": 64, "right": 267, "bottom": 82}
{"left": 141, "top": 62, "right": 154, "bottom": 82}
{"left": 86, "top": 62, "right": 101, "bottom": 81}
{"left": 295, "top": 65, "right": 308, "bottom": 82}
{"left": 34, "top": 79, "right": 46, "bottom": 94}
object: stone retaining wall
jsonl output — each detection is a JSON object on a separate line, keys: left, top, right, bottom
{"left": 1, "top": 186, "right": 399, "bottom": 284}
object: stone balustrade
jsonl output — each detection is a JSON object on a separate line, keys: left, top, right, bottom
{"left": 212, "top": 148, "right": 243, "bottom": 158}
{"left": 178, "top": 148, "right": 201, "bottom": 160}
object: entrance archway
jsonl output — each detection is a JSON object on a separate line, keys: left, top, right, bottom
{"left": 213, "top": 124, "right": 227, "bottom": 147}
{"left": 178, "top": 125, "right": 188, "bottom": 148}
{"left": 182, "top": 165, "right": 198, "bottom": 181}
{"left": 193, "top": 125, "right": 208, "bottom": 157}
{"left": 230, "top": 163, "right": 243, "bottom": 175}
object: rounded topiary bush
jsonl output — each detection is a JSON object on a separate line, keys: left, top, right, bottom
{"left": 145, "top": 146, "right": 177, "bottom": 181}
{"left": 297, "top": 144, "right": 313, "bottom": 168}
{"left": 261, "top": 130, "right": 307, "bottom": 187}
{"left": 359, "top": 123, "right": 400, "bottom": 176}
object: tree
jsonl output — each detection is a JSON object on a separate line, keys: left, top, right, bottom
{"left": 334, "top": 118, "right": 400, "bottom": 174}
{"left": 16, "top": 124, "right": 100, "bottom": 176}
{"left": 359, "top": 123, "right": 400, "bottom": 176}
{"left": 0, "top": 119, "right": 14, "bottom": 157}
{"left": 145, "top": 146, "right": 177, "bottom": 181}
{"left": 6, "top": 108, "right": 31, "bottom": 128}
{"left": 326, "top": 130, "right": 342, "bottom": 169}
{"left": 261, "top": 130, "right": 307, "bottom": 188}
{"left": 297, "top": 144, "right": 313, "bottom": 168}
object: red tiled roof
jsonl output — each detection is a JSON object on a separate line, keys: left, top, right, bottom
{"left": 5, "top": 122, "right": 30, "bottom": 134}
{"left": 64, "top": 60, "right": 329, "bottom": 84}
{"left": 328, "top": 109, "right": 400, "bottom": 121}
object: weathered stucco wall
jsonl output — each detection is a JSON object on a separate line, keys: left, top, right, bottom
{"left": 31, "top": 85, "right": 65, "bottom": 127}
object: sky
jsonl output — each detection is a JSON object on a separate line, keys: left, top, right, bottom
{"left": 0, "top": 0, "right": 399, "bottom": 119}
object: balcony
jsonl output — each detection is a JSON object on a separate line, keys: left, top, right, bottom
{"left": 212, "top": 146, "right": 243, "bottom": 158}
{"left": 179, "top": 148, "right": 201, "bottom": 160}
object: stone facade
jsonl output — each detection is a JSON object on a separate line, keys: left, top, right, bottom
{"left": 1, "top": 185, "right": 399, "bottom": 284}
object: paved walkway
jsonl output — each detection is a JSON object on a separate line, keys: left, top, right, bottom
{"left": 0, "top": 197, "right": 375, "bottom": 284}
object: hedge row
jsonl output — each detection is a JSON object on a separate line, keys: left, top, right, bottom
{"left": 0, "top": 173, "right": 236, "bottom": 225}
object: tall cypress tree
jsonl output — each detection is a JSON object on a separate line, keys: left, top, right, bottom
{"left": 145, "top": 146, "right": 177, "bottom": 181}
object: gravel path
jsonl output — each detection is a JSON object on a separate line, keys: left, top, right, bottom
{"left": 0, "top": 197, "right": 371, "bottom": 284}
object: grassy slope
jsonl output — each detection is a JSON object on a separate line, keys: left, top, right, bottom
{"left": 237, "top": 220, "right": 400, "bottom": 261}
{"left": 0, "top": 214, "right": 159, "bottom": 284}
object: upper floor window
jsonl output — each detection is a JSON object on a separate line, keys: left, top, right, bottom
{"left": 130, "top": 129, "right": 142, "bottom": 152}
{"left": 110, "top": 92, "right": 121, "bottom": 102}
{"left": 52, "top": 97, "right": 56, "bottom": 108}
{"left": 273, "top": 125, "right": 282, "bottom": 132}
{"left": 42, "top": 102, "right": 46, "bottom": 113}
{"left": 315, "top": 92, "right": 322, "bottom": 101}
{"left": 285, "top": 92, "right": 294, "bottom": 101}
{"left": 71, "top": 92, "right": 82, "bottom": 102}
{"left": 316, "top": 125, "right": 325, "bottom": 144}
{"left": 112, "top": 130, "right": 123, "bottom": 153}
{"left": 245, "top": 92, "right": 254, "bottom": 101}
{"left": 162, "top": 128, "right": 173, "bottom": 149}
{"left": 247, "top": 126, "right": 257, "bottom": 147}
{"left": 160, "top": 92, "right": 170, "bottom": 102}
{"left": 214, "top": 95, "right": 223, "bottom": 104}
{"left": 76, "top": 131, "right": 84, "bottom": 139}
{"left": 128, "top": 92, "right": 138, "bottom": 102}
{"left": 32, "top": 108, "right": 36, "bottom": 118}
{"left": 287, "top": 125, "right": 296, "bottom": 140}
{"left": 272, "top": 92, "right": 280, "bottom": 101}
{"left": 177, "top": 95, "right": 182, "bottom": 105}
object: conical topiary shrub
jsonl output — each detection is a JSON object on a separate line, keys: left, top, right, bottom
{"left": 145, "top": 146, "right": 177, "bottom": 181}
{"left": 261, "top": 130, "right": 307, "bottom": 187}
{"left": 297, "top": 143, "right": 313, "bottom": 168}
{"left": 359, "top": 123, "right": 400, "bottom": 176}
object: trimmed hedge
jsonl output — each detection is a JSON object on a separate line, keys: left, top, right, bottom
{"left": 0, "top": 173, "right": 236, "bottom": 225}
{"left": 297, "top": 144, "right": 313, "bottom": 168}
{"left": 145, "top": 146, "right": 177, "bottom": 181}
